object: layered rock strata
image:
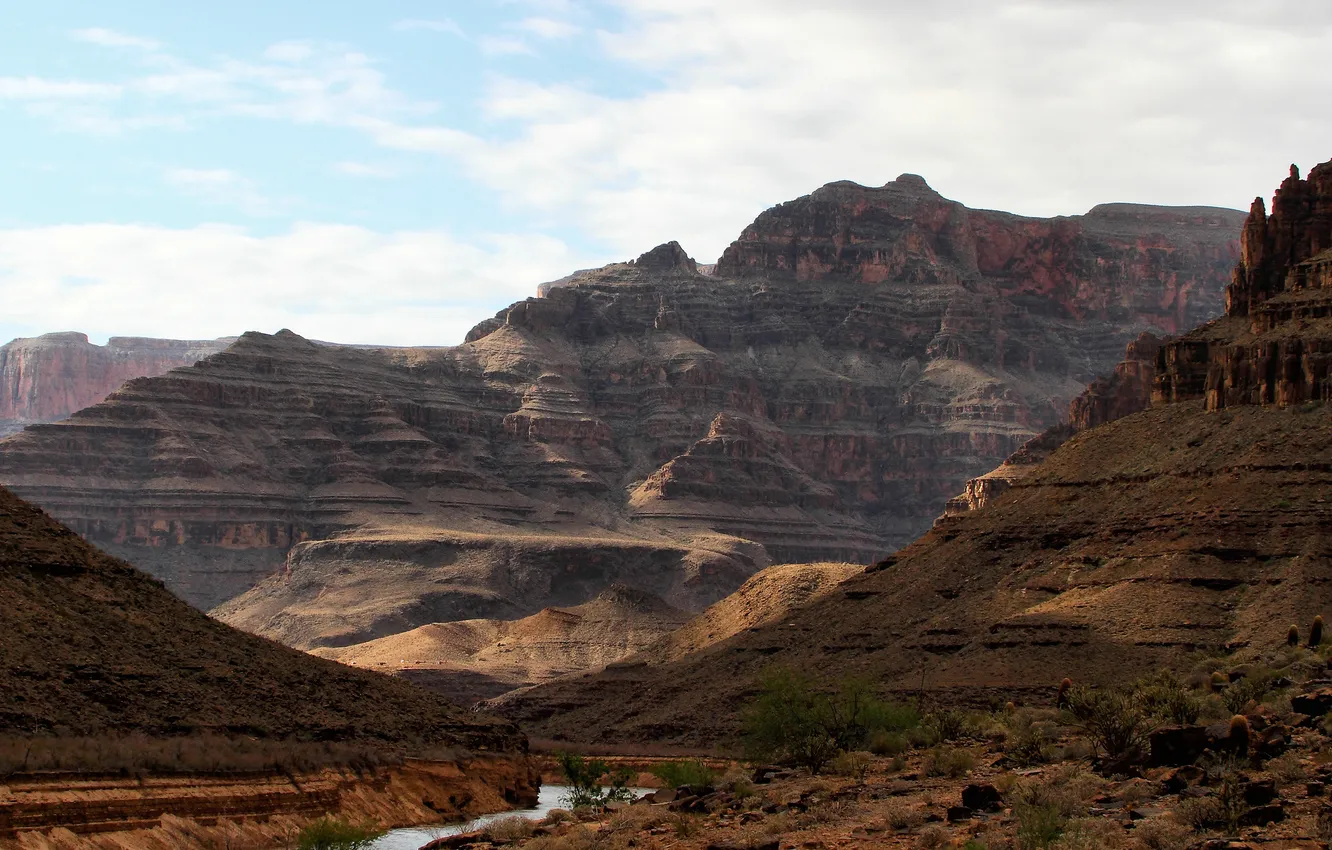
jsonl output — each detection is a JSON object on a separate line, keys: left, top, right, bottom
{"left": 0, "top": 333, "right": 232, "bottom": 437}
{"left": 492, "top": 159, "right": 1332, "bottom": 747}
{"left": 1157, "top": 161, "right": 1332, "bottom": 408}
{"left": 0, "top": 177, "right": 1242, "bottom": 644}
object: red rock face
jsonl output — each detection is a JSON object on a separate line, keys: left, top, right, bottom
{"left": 1157, "top": 159, "right": 1332, "bottom": 409}
{"left": 0, "top": 178, "right": 1243, "bottom": 618}
{"left": 0, "top": 333, "right": 231, "bottom": 436}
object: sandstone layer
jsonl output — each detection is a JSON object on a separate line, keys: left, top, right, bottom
{"left": 0, "top": 177, "right": 1242, "bottom": 643}
{"left": 314, "top": 584, "right": 692, "bottom": 705}
{"left": 0, "top": 758, "right": 535, "bottom": 850}
{"left": 492, "top": 159, "right": 1332, "bottom": 747}
{"left": 0, "top": 333, "right": 231, "bottom": 437}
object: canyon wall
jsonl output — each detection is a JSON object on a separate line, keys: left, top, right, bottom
{"left": 0, "top": 176, "right": 1243, "bottom": 648}
{"left": 0, "top": 333, "right": 232, "bottom": 437}
{"left": 491, "top": 158, "right": 1332, "bottom": 747}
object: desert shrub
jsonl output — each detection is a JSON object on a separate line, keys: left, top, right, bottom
{"left": 917, "top": 824, "right": 951, "bottom": 848}
{"left": 1051, "top": 817, "right": 1128, "bottom": 850}
{"left": 716, "top": 765, "right": 757, "bottom": 799}
{"left": 741, "top": 668, "right": 913, "bottom": 773}
{"left": 525, "top": 824, "right": 598, "bottom": 850}
{"left": 829, "top": 750, "right": 873, "bottom": 781}
{"left": 1130, "top": 817, "right": 1193, "bottom": 850}
{"left": 541, "top": 809, "right": 575, "bottom": 826}
{"left": 1177, "top": 797, "right": 1216, "bottom": 832}
{"left": 882, "top": 799, "right": 926, "bottom": 831}
{"left": 650, "top": 758, "right": 714, "bottom": 789}
{"left": 923, "top": 709, "right": 968, "bottom": 743}
{"left": 555, "top": 751, "right": 634, "bottom": 809}
{"left": 295, "top": 817, "right": 384, "bottom": 850}
{"left": 1015, "top": 800, "right": 1066, "bottom": 849}
{"left": 869, "top": 730, "right": 910, "bottom": 756}
{"left": 1061, "top": 685, "right": 1149, "bottom": 759}
{"left": 1221, "top": 672, "right": 1276, "bottom": 714}
{"left": 1267, "top": 752, "right": 1306, "bottom": 785}
{"left": 486, "top": 816, "right": 536, "bottom": 841}
{"left": 1133, "top": 671, "right": 1202, "bottom": 725}
{"left": 922, "top": 745, "right": 975, "bottom": 778}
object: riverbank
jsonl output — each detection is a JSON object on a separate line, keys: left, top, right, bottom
{"left": 0, "top": 756, "right": 539, "bottom": 850}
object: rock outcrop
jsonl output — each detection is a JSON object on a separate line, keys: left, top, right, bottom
{"left": 944, "top": 331, "right": 1165, "bottom": 515}
{"left": 0, "top": 177, "right": 1242, "bottom": 649}
{"left": 1157, "top": 161, "right": 1332, "bottom": 409}
{"left": 0, "top": 333, "right": 232, "bottom": 437}
{"left": 492, "top": 159, "right": 1332, "bottom": 747}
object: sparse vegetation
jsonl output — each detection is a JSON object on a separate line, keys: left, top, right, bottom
{"left": 741, "top": 667, "right": 917, "bottom": 773}
{"left": 295, "top": 817, "right": 383, "bottom": 850}
{"left": 1061, "top": 685, "right": 1148, "bottom": 759}
{"left": 555, "top": 751, "right": 634, "bottom": 810}
{"left": 649, "top": 758, "right": 714, "bottom": 788}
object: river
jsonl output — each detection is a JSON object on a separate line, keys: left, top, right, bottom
{"left": 368, "top": 785, "right": 647, "bottom": 850}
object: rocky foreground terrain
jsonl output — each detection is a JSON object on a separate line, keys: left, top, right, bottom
{"left": 493, "top": 158, "right": 1332, "bottom": 748}
{"left": 0, "top": 332, "right": 231, "bottom": 437}
{"left": 0, "top": 178, "right": 1242, "bottom": 658}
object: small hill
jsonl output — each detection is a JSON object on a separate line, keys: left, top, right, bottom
{"left": 314, "top": 585, "right": 692, "bottom": 705}
{"left": 0, "top": 483, "right": 523, "bottom": 753}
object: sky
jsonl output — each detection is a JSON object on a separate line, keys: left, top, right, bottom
{"left": 1, "top": 1, "right": 1329, "bottom": 347}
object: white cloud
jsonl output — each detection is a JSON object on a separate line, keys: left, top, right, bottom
{"left": 71, "top": 27, "right": 161, "bottom": 50}
{"left": 263, "top": 41, "right": 314, "bottom": 63}
{"left": 334, "top": 161, "right": 398, "bottom": 178}
{"left": 393, "top": 18, "right": 466, "bottom": 37}
{"left": 0, "top": 224, "right": 595, "bottom": 346}
{"left": 479, "top": 35, "right": 536, "bottom": 56}
{"left": 0, "top": 77, "right": 122, "bottom": 99}
{"left": 353, "top": 0, "right": 1331, "bottom": 261}
{"left": 164, "top": 168, "right": 288, "bottom": 217}
{"left": 517, "top": 17, "right": 581, "bottom": 39}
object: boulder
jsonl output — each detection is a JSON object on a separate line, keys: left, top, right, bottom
{"left": 1148, "top": 725, "right": 1211, "bottom": 767}
{"left": 961, "top": 783, "right": 1004, "bottom": 811}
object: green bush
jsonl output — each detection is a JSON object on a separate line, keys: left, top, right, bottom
{"left": 295, "top": 817, "right": 384, "bottom": 850}
{"left": 650, "top": 758, "right": 714, "bottom": 789}
{"left": 828, "top": 750, "right": 873, "bottom": 781}
{"left": 741, "top": 668, "right": 916, "bottom": 774}
{"left": 1133, "top": 671, "right": 1203, "bottom": 725}
{"left": 555, "top": 751, "right": 634, "bottom": 810}
{"left": 1061, "top": 685, "right": 1149, "bottom": 759}
{"left": 1014, "top": 801, "right": 1065, "bottom": 850}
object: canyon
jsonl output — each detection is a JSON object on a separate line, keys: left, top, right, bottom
{"left": 0, "top": 176, "right": 1244, "bottom": 666}
{"left": 493, "top": 158, "right": 1332, "bottom": 747}
{"left": 0, "top": 333, "right": 232, "bottom": 437}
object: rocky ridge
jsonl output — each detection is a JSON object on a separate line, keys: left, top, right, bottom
{"left": 0, "top": 482, "right": 526, "bottom": 751}
{"left": 0, "top": 176, "right": 1242, "bottom": 650}
{"left": 492, "top": 159, "right": 1332, "bottom": 747}
{"left": 0, "top": 333, "right": 232, "bottom": 437}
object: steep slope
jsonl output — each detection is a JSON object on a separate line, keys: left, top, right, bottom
{"left": 0, "top": 483, "right": 524, "bottom": 753}
{"left": 313, "top": 585, "right": 692, "bottom": 705}
{"left": 492, "top": 159, "right": 1332, "bottom": 747}
{"left": 0, "top": 333, "right": 231, "bottom": 437}
{"left": 0, "top": 177, "right": 1241, "bottom": 640}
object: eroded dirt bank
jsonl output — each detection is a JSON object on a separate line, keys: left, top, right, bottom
{"left": 0, "top": 756, "right": 539, "bottom": 850}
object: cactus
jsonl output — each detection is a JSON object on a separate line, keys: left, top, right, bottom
{"left": 1056, "top": 678, "right": 1072, "bottom": 709}
{"left": 1288, "top": 624, "right": 1300, "bottom": 647}
{"left": 1228, "top": 714, "right": 1250, "bottom": 756}
{"left": 1004, "top": 701, "right": 1017, "bottom": 714}
{"left": 1210, "top": 671, "right": 1229, "bottom": 691}
{"left": 1311, "top": 615, "right": 1325, "bottom": 648}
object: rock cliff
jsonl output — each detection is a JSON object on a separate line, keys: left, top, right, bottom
{"left": 0, "top": 176, "right": 1242, "bottom": 648}
{"left": 0, "top": 333, "right": 232, "bottom": 437}
{"left": 1157, "top": 161, "right": 1332, "bottom": 409}
{"left": 492, "top": 159, "right": 1332, "bottom": 747}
